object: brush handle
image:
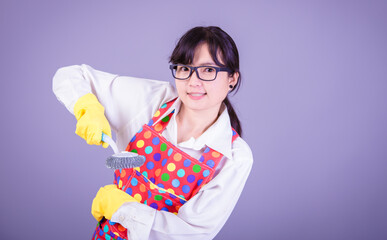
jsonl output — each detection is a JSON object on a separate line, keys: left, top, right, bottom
{"left": 101, "top": 132, "right": 119, "bottom": 154}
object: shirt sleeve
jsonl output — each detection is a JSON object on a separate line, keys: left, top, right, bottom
{"left": 111, "top": 138, "right": 254, "bottom": 240}
{"left": 52, "top": 64, "right": 177, "bottom": 150}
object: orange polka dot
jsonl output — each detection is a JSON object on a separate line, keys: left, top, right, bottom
{"left": 118, "top": 224, "right": 126, "bottom": 232}
{"left": 154, "top": 123, "right": 163, "bottom": 132}
{"left": 212, "top": 151, "right": 221, "bottom": 158}
{"left": 174, "top": 153, "right": 182, "bottom": 161}
{"left": 144, "top": 131, "right": 152, "bottom": 139}
{"left": 175, "top": 205, "right": 180, "bottom": 211}
{"left": 140, "top": 184, "right": 146, "bottom": 192}
{"left": 121, "top": 169, "right": 126, "bottom": 178}
{"left": 155, "top": 169, "right": 161, "bottom": 177}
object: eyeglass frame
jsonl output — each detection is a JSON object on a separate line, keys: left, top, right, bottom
{"left": 169, "top": 64, "right": 232, "bottom": 81}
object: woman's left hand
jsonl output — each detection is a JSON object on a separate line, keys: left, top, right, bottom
{"left": 91, "top": 184, "right": 139, "bottom": 221}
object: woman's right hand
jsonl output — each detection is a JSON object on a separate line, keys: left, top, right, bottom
{"left": 73, "top": 93, "right": 112, "bottom": 148}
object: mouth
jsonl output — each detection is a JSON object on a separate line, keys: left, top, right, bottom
{"left": 187, "top": 92, "right": 206, "bottom": 100}
{"left": 187, "top": 92, "right": 206, "bottom": 96}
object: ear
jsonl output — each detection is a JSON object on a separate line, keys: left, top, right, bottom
{"left": 229, "top": 72, "right": 239, "bottom": 86}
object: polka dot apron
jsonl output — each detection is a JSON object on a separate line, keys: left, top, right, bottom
{"left": 92, "top": 98, "right": 239, "bottom": 240}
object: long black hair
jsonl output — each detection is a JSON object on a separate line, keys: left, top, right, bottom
{"left": 169, "top": 26, "right": 243, "bottom": 136}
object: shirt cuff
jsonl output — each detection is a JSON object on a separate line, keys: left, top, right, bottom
{"left": 111, "top": 202, "right": 156, "bottom": 240}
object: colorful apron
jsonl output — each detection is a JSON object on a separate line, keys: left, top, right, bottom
{"left": 92, "top": 98, "right": 239, "bottom": 240}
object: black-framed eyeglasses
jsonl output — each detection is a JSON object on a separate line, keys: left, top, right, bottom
{"left": 169, "top": 64, "right": 232, "bottom": 81}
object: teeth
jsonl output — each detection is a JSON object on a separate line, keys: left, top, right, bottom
{"left": 189, "top": 93, "right": 205, "bottom": 96}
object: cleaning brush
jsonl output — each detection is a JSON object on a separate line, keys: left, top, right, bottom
{"left": 102, "top": 133, "right": 146, "bottom": 170}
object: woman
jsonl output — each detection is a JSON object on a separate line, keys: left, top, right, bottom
{"left": 53, "top": 26, "right": 253, "bottom": 240}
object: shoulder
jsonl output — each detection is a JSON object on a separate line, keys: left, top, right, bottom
{"left": 231, "top": 136, "right": 254, "bottom": 168}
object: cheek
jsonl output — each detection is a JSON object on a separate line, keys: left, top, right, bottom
{"left": 206, "top": 81, "right": 229, "bottom": 100}
{"left": 175, "top": 81, "right": 186, "bottom": 94}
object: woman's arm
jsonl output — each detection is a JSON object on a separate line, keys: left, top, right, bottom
{"left": 112, "top": 138, "right": 254, "bottom": 240}
{"left": 52, "top": 64, "right": 177, "bottom": 149}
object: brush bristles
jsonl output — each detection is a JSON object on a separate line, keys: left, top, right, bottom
{"left": 106, "top": 155, "right": 146, "bottom": 170}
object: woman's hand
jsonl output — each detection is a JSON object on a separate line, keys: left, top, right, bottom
{"left": 91, "top": 184, "right": 139, "bottom": 221}
{"left": 73, "top": 93, "right": 112, "bottom": 148}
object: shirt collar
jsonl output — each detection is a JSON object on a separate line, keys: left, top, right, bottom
{"left": 156, "top": 97, "right": 233, "bottom": 160}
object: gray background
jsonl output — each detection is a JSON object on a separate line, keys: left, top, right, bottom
{"left": 1, "top": 0, "right": 386, "bottom": 239}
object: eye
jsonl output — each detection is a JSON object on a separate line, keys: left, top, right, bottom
{"left": 204, "top": 67, "right": 215, "bottom": 72}
{"left": 177, "top": 66, "right": 190, "bottom": 72}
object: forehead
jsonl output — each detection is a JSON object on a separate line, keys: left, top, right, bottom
{"left": 192, "top": 42, "right": 224, "bottom": 66}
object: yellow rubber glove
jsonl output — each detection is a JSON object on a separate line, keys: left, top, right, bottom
{"left": 73, "top": 93, "right": 111, "bottom": 148}
{"left": 91, "top": 184, "right": 139, "bottom": 222}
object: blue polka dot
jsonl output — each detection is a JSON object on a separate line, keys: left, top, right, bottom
{"left": 183, "top": 159, "right": 191, "bottom": 167}
{"left": 142, "top": 171, "right": 148, "bottom": 178}
{"left": 180, "top": 198, "right": 186, "bottom": 204}
{"left": 148, "top": 119, "right": 154, "bottom": 126}
{"left": 150, "top": 202, "right": 158, "bottom": 209}
{"left": 146, "top": 161, "right": 154, "bottom": 170}
{"left": 172, "top": 179, "right": 180, "bottom": 187}
{"left": 169, "top": 193, "right": 177, "bottom": 199}
{"left": 232, "top": 130, "right": 236, "bottom": 136}
{"left": 161, "top": 103, "right": 167, "bottom": 108}
{"left": 165, "top": 199, "right": 173, "bottom": 206}
{"left": 203, "top": 170, "right": 210, "bottom": 177}
{"left": 206, "top": 160, "right": 215, "bottom": 168}
{"left": 187, "top": 175, "right": 196, "bottom": 183}
{"left": 177, "top": 169, "right": 185, "bottom": 177}
{"left": 161, "top": 158, "right": 167, "bottom": 167}
{"left": 131, "top": 178, "right": 138, "bottom": 186}
{"left": 130, "top": 135, "right": 136, "bottom": 143}
{"left": 197, "top": 179, "right": 203, "bottom": 186}
{"left": 158, "top": 189, "right": 166, "bottom": 194}
{"left": 109, "top": 220, "right": 116, "bottom": 225}
{"left": 199, "top": 156, "right": 205, "bottom": 162}
{"left": 153, "top": 153, "right": 161, "bottom": 161}
{"left": 161, "top": 207, "right": 169, "bottom": 212}
{"left": 145, "top": 146, "right": 153, "bottom": 154}
{"left": 137, "top": 127, "right": 143, "bottom": 133}
{"left": 152, "top": 137, "right": 160, "bottom": 145}
{"left": 157, "top": 183, "right": 165, "bottom": 189}
{"left": 135, "top": 171, "right": 141, "bottom": 176}
{"left": 182, "top": 185, "right": 190, "bottom": 194}
{"left": 168, "top": 148, "right": 173, "bottom": 156}
{"left": 150, "top": 177, "right": 155, "bottom": 184}
{"left": 204, "top": 147, "right": 210, "bottom": 153}
{"left": 148, "top": 190, "right": 152, "bottom": 199}
{"left": 126, "top": 187, "right": 132, "bottom": 195}
{"left": 99, "top": 229, "right": 104, "bottom": 236}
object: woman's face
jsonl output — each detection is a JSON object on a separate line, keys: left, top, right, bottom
{"left": 175, "top": 43, "right": 238, "bottom": 114}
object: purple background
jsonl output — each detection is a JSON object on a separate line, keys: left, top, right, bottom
{"left": 1, "top": 1, "right": 386, "bottom": 239}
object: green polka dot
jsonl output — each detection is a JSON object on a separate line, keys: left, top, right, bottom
{"left": 131, "top": 149, "right": 138, "bottom": 153}
{"left": 160, "top": 143, "right": 167, "bottom": 151}
{"left": 193, "top": 164, "right": 201, "bottom": 173}
{"left": 161, "top": 173, "right": 170, "bottom": 181}
{"left": 155, "top": 195, "right": 163, "bottom": 201}
{"left": 161, "top": 116, "right": 170, "bottom": 122}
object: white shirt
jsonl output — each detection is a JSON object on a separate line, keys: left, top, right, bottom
{"left": 52, "top": 64, "right": 253, "bottom": 240}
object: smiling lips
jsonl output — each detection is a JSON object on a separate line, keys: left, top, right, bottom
{"left": 187, "top": 92, "right": 206, "bottom": 100}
